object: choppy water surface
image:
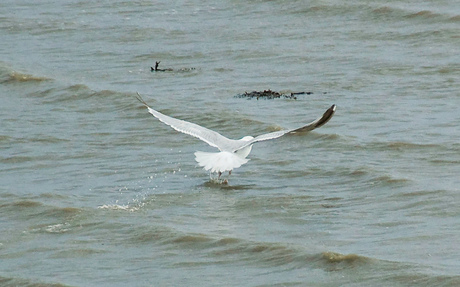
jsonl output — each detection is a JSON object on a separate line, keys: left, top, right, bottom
{"left": 1, "top": 0, "right": 460, "bottom": 286}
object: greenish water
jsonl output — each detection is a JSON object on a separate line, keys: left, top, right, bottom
{"left": 1, "top": 1, "right": 460, "bottom": 286}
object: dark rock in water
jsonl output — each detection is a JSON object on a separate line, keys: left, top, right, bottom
{"left": 236, "top": 89, "right": 314, "bottom": 100}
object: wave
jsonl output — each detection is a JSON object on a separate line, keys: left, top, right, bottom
{"left": 358, "top": 140, "right": 447, "bottom": 153}
{"left": 1, "top": 71, "right": 51, "bottom": 84}
{"left": 430, "top": 158, "right": 460, "bottom": 165}
{"left": 321, "top": 251, "right": 370, "bottom": 264}
{"left": 127, "top": 224, "right": 371, "bottom": 269}
{"left": 289, "top": 4, "right": 362, "bottom": 17}
{"left": 98, "top": 203, "right": 144, "bottom": 212}
{"left": 0, "top": 61, "right": 40, "bottom": 78}
{"left": 0, "top": 62, "right": 134, "bottom": 110}
{"left": 24, "top": 83, "right": 138, "bottom": 115}
{"left": 0, "top": 64, "right": 52, "bottom": 84}
{"left": 289, "top": 3, "right": 460, "bottom": 25}
{"left": 388, "top": 189, "right": 458, "bottom": 218}
{"left": 379, "top": 5, "right": 456, "bottom": 24}
{"left": 4, "top": 199, "right": 42, "bottom": 208}
{"left": 0, "top": 276, "right": 70, "bottom": 287}
{"left": 0, "top": 134, "right": 70, "bottom": 147}
{"left": 384, "top": 141, "right": 439, "bottom": 150}
{"left": 122, "top": 223, "right": 460, "bottom": 284}
{"left": 9, "top": 201, "right": 81, "bottom": 219}
{"left": 361, "top": 141, "right": 460, "bottom": 167}
{"left": 373, "top": 7, "right": 444, "bottom": 20}
{"left": 405, "top": 10, "right": 440, "bottom": 19}
{"left": 49, "top": 248, "right": 109, "bottom": 259}
{"left": 1, "top": 199, "right": 82, "bottom": 231}
{"left": 371, "top": 6, "right": 459, "bottom": 24}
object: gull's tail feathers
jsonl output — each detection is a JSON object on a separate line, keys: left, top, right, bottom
{"left": 194, "top": 151, "right": 249, "bottom": 173}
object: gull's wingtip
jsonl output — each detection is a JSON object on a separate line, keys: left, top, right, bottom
{"left": 310, "top": 104, "right": 336, "bottom": 130}
{"left": 136, "top": 92, "right": 149, "bottom": 107}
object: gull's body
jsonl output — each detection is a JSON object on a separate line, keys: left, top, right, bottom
{"left": 136, "top": 94, "right": 336, "bottom": 179}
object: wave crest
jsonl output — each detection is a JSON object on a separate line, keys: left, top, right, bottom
{"left": 0, "top": 65, "right": 51, "bottom": 84}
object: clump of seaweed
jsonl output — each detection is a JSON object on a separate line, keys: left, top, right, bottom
{"left": 236, "top": 90, "right": 314, "bottom": 100}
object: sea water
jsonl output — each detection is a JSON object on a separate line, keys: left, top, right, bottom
{"left": 1, "top": 0, "right": 460, "bottom": 286}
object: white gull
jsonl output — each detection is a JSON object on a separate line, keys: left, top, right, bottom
{"left": 137, "top": 94, "right": 336, "bottom": 181}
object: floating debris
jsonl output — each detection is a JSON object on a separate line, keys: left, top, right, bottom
{"left": 151, "top": 61, "right": 196, "bottom": 72}
{"left": 236, "top": 89, "right": 314, "bottom": 100}
{"left": 151, "top": 61, "right": 173, "bottom": 72}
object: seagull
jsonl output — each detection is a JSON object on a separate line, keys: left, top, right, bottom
{"left": 136, "top": 93, "right": 336, "bottom": 182}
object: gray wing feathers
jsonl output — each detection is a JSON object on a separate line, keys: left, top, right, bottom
{"left": 137, "top": 94, "right": 234, "bottom": 151}
{"left": 146, "top": 107, "right": 224, "bottom": 149}
{"left": 137, "top": 93, "right": 336, "bottom": 153}
{"left": 251, "top": 130, "right": 291, "bottom": 143}
{"left": 236, "top": 104, "right": 336, "bottom": 151}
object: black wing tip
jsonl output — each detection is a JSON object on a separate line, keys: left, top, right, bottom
{"left": 136, "top": 92, "right": 149, "bottom": 107}
{"left": 315, "top": 104, "right": 336, "bottom": 128}
{"left": 329, "top": 104, "right": 336, "bottom": 113}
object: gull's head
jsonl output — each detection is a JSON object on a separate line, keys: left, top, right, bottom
{"left": 240, "top": 136, "right": 254, "bottom": 141}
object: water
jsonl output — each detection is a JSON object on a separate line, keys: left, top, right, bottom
{"left": 1, "top": 0, "right": 460, "bottom": 286}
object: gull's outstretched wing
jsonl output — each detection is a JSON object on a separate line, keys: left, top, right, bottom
{"left": 234, "top": 104, "right": 336, "bottom": 151}
{"left": 137, "top": 94, "right": 235, "bottom": 151}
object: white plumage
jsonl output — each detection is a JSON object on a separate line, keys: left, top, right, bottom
{"left": 136, "top": 94, "right": 336, "bottom": 179}
{"left": 194, "top": 151, "right": 249, "bottom": 173}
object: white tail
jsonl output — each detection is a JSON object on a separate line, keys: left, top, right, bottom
{"left": 194, "top": 151, "right": 249, "bottom": 173}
